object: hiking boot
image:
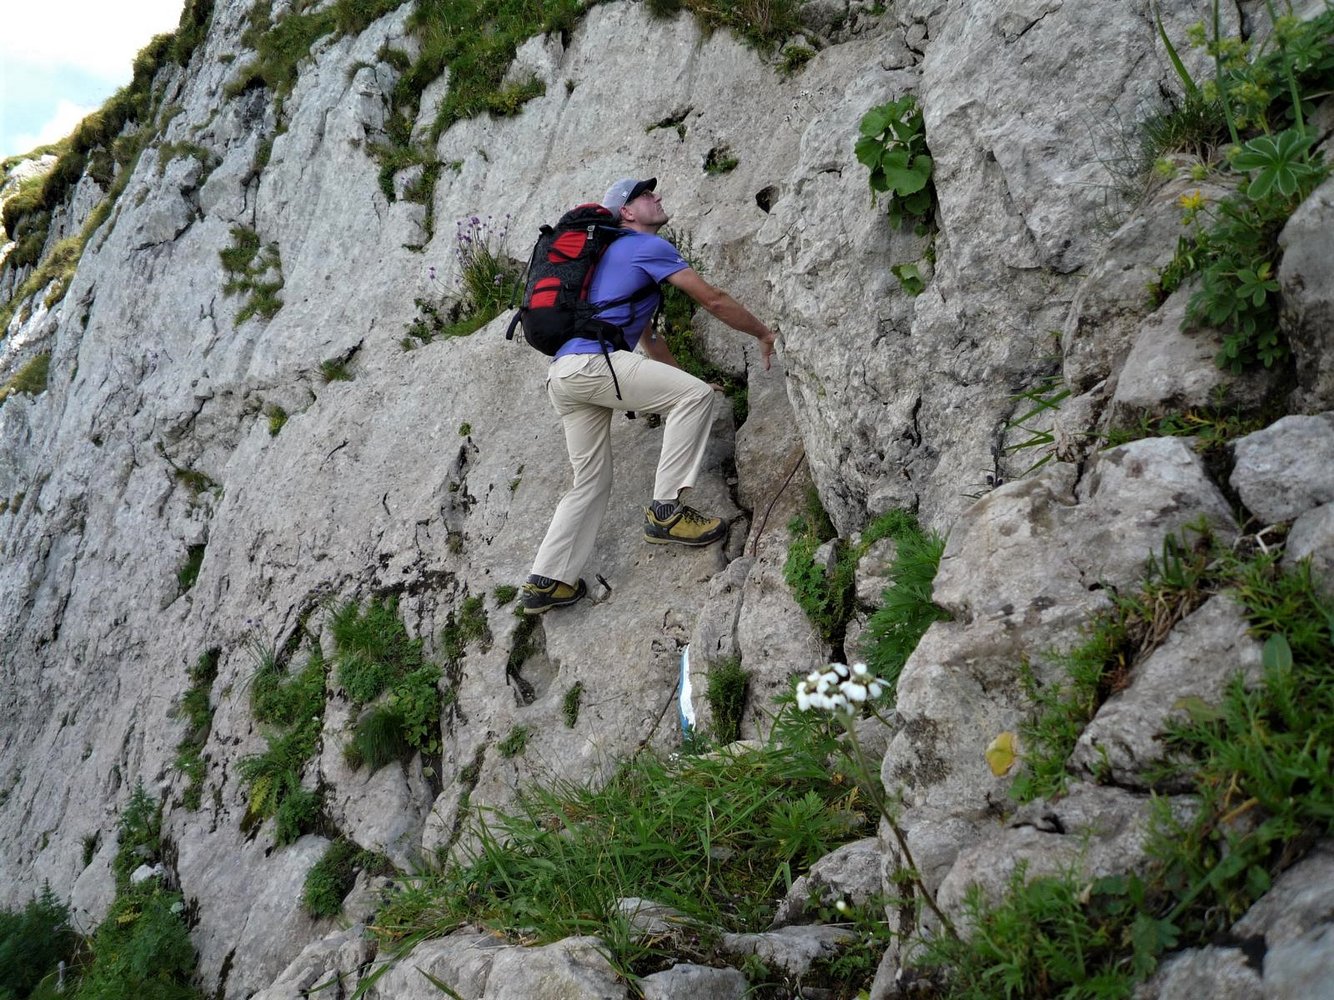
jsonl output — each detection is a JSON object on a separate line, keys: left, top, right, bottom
{"left": 644, "top": 502, "right": 727, "bottom": 546}
{"left": 520, "top": 575, "right": 587, "bottom": 615}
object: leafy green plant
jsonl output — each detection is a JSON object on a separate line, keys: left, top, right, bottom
{"left": 318, "top": 357, "right": 352, "bottom": 382}
{"left": 1153, "top": 5, "right": 1333, "bottom": 372}
{"left": 1150, "top": 552, "right": 1334, "bottom": 944}
{"left": 440, "top": 593, "right": 490, "bottom": 667}
{"left": 333, "top": 597, "right": 421, "bottom": 703}
{"left": 779, "top": 44, "right": 815, "bottom": 77}
{"left": 353, "top": 704, "right": 413, "bottom": 771}
{"left": 787, "top": 503, "right": 946, "bottom": 669}
{"left": 645, "top": 0, "right": 806, "bottom": 51}
{"left": 890, "top": 262, "right": 925, "bottom": 296}
{"left": 391, "top": 664, "right": 444, "bottom": 756}
{"left": 705, "top": 657, "right": 750, "bottom": 744}
{"left": 229, "top": 0, "right": 404, "bottom": 99}
{"left": 855, "top": 95, "right": 935, "bottom": 230}
{"left": 493, "top": 584, "right": 518, "bottom": 606}
{"left": 1002, "top": 372, "right": 1071, "bottom": 478}
{"left": 784, "top": 487, "right": 845, "bottom": 645}
{"left": 703, "top": 146, "right": 739, "bottom": 175}
{"left": 929, "top": 535, "right": 1334, "bottom": 995}
{"left": 59, "top": 783, "right": 206, "bottom": 1000}
{"left": 408, "top": 216, "right": 523, "bottom": 343}
{"left": 919, "top": 864, "right": 1141, "bottom": 998}
{"left": 1102, "top": 403, "right": 1277, "bottom": 458}
{"left": 334, "top": 596, "right": 444, "bottom": 768}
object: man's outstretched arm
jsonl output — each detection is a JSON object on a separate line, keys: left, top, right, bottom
{"left": 665, "top": 267, "right": 776, "bottom": 370}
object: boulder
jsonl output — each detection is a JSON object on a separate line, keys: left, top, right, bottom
{"left": 1231, "top": 413, "right": 1334, "bottom": 523}
{"left": 1278, "top": 174, "right": 1334, "bottom": 412}
{"left": 639, "top": 963, "right": 749, "bottom": 1000}
{"left": 1071, "top": 596, "right": 1265, "bottom": 787}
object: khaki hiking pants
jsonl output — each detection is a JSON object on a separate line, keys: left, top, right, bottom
{"left": 530, "top": 350, "right": 715, "bottom": 584}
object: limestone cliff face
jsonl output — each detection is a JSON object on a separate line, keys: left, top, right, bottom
{"left": 1, "top": 0, "right": 1331, "bottom": 997}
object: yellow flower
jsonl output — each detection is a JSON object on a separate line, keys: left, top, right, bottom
{"left": 1178, "top": 189, "right": 1206, "bottom": 223}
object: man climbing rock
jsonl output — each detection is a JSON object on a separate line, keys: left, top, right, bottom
{"left": 520, "top": 177, "right": 777, "bottom": 614}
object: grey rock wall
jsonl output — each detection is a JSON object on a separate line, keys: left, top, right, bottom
{"left": 1, "top": 0, "right": 1331, "bottom": 997}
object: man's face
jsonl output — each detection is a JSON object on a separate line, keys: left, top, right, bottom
{"left": 623, "top": 188, "right": 668, "bottom": 227}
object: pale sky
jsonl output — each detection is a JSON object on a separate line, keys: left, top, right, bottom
{"left": 1, "top": 0, "right": 188, "bottom": 160}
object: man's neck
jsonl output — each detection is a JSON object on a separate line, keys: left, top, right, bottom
{"left": 623, "top": 221, "right": 663, "bottom": 235}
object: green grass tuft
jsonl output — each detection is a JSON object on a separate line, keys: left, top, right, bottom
{"left": 561, "top": 680, "right": 583, "bottom": 728}
{"left": 303, "top": 838, "right": 394, "bottom": 919}
{"left": 705, "top": 657, "right": 749, "bottom": 744}
{"left": 177, "top": 542, "right": 207, "bottom": 592}
{"left": 497, "top": 725, "right": 531, "bottom": 759}
{"left": 0, "top": 353, "right": 52, "bottom": 404}
{"left": 175, "top": 648, "right": 220, "bottom": 809}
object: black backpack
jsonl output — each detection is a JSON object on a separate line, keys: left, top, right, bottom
{"left": 505, "top": 203, "right": 656, "bottom": 362}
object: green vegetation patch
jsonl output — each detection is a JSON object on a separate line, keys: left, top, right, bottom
{"left": 175, "top": 648, "right": 220, "bottom": 809}
{"left": 861, "top": 514, "right": 951, "bottom": 699}
{"left": 241, "top": 641, "right": 328, "bottom": 843}
{"left": 334, "top": 596, "right": 448, "bottom": 770}
{"left": 705, "top": 657, "right": 749, "bottom": 744}
{"left": 0, "top": 352, "right": 52, "bottom": 405}
{"left": 373, "top": 705, "right": 874, "bottom": 978}
{"left": 0, "top": 884, "right": 78, "bottom": 998}
{"left": 1012, "top": 525, "right": 1215, "bottom": 802}
{"left": 177, "top": 542, "right": 207, "bottom": 592}
{"left": 265, "top": 403, "right": 289, "bottom": 436}
{"left": 229, "top": 0, "right": 407, "bottom": 98}
{"left": 406, "top": 216, "right": 523, "bottom": 346}
{"left": 786, "top": 502, "right": 947, "bottom": 668}
{"left": 69, "top": 784, "right": 206, "bottom": 1000}
{"left": 303, "top": 838, "right": 394, "bottom": 919}
{"left": 644, "top": 0, "right": 806, "bottom": 51}
{"left": 496, "top": 724, "right": 531, "bottom": 759}
{"left": 561, "top": 680, "right": 583, "bottom": 728}
{"left": 219, "top": 225, "right": 284, "bottom": 325}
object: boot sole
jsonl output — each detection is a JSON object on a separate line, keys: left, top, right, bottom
{"left": 522, "top": 597, "right": 582, "bottom": 615}
{"left": 643, "top": 532, "right": 725, "bottom": 546}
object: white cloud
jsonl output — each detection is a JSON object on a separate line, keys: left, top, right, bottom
{"left": 11, "top": 99, "right": 100, "bottom": 154}
{"left": 2, "top": 0, "right": 187, "bottom": 83}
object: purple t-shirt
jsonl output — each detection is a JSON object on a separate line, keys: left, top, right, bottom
{"left": 553, "top": 231, "right": 688, "bottom": 357}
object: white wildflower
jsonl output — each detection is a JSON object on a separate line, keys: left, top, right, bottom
{"left": 840, "top": 680, "right": 868, "bottom": 703}
{"left": 796, "top": 661, "right": 891, "bottom": 714}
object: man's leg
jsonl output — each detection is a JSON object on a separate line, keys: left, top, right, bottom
{"left": 599, "top": 352, "right": 727, "bottom": 546}
{"left": 601, "top": 351, "right": 716, "bottom": 501}
{"left": 525, "top": 356, "right": 616, "bottom": 614}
